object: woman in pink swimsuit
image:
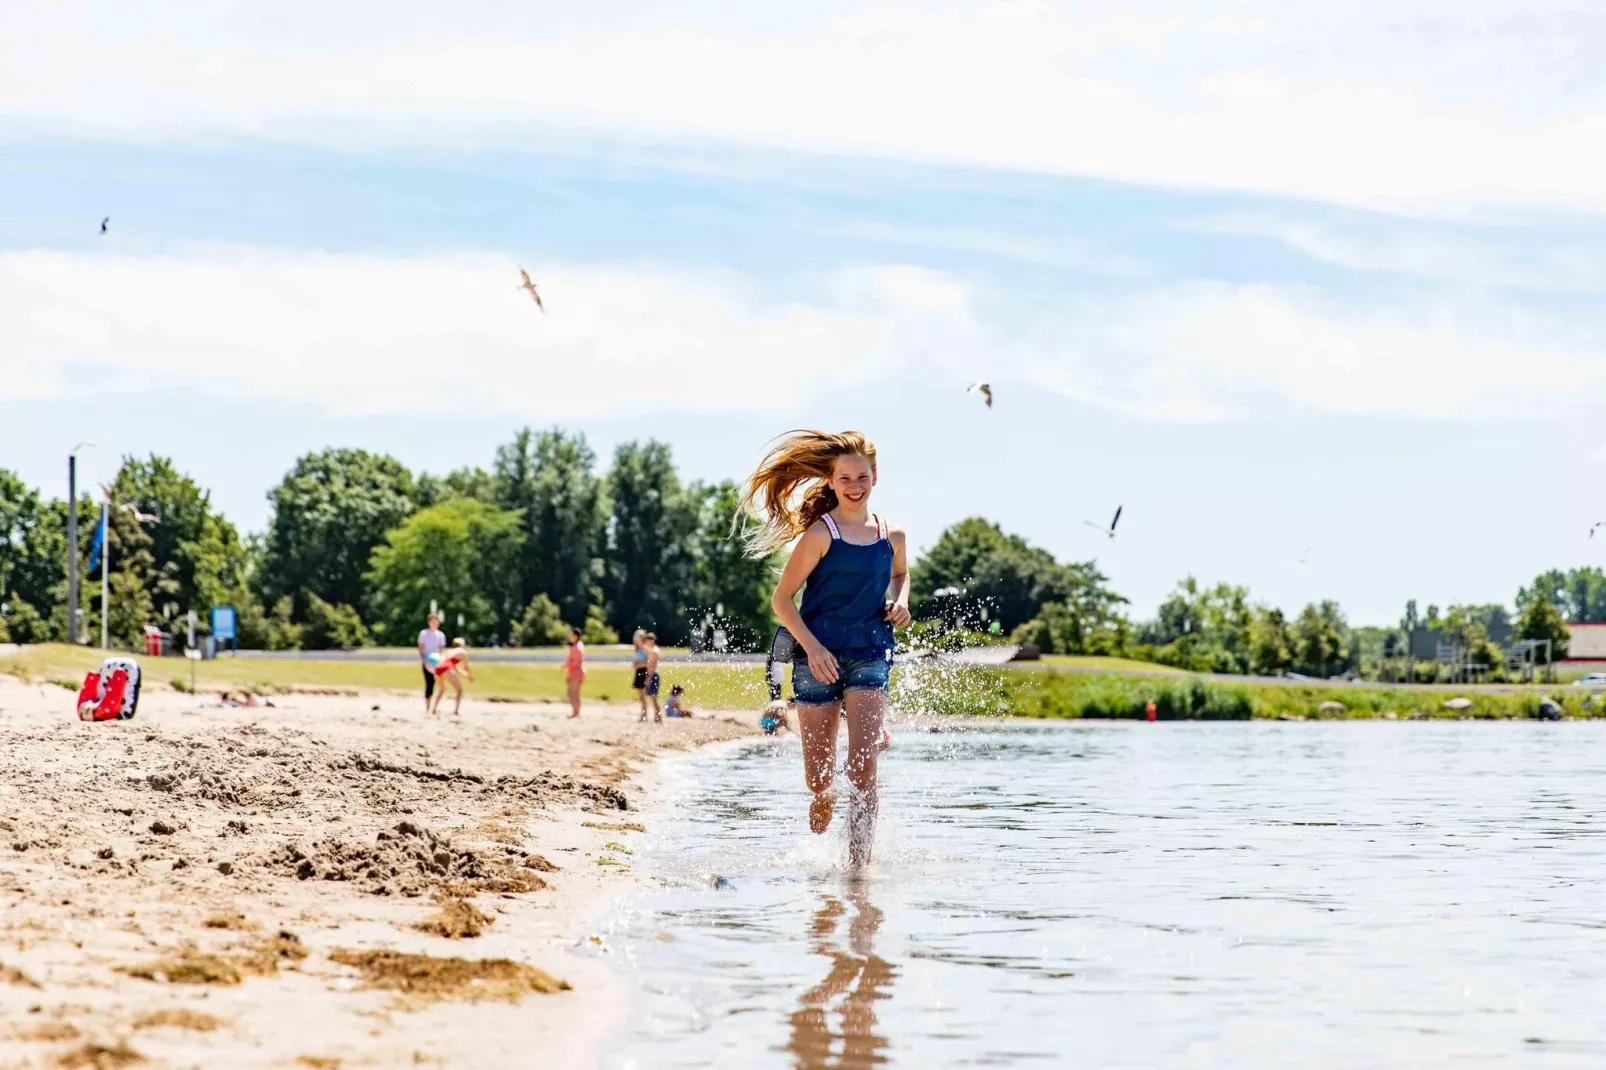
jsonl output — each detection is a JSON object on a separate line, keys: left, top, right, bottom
{"left": 565, "top": 627, "right": 585, "bottom": 719}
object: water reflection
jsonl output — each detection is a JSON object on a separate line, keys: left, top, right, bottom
{"left": 785, "top": 884, "right": 897, "bottom": 1068}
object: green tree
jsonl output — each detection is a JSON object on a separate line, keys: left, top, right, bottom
{"left": 1248, "top": 606, "right": 1294, "bottom": 676}
{"left": 685, "top": 481, "right": 777, "bottom": 650}
{"left": 603, "top": 441, "right": 699, "bottom": 643}
{"left": 260, "top": 448, "right": 417, "bottom": 619}
{"left": 581, "top": 604, "right": 619, "bottom": 645}
{"left": 494, "top": 428, "right": 609, "bottom": 627}
{"left": 365, "top": 499, "right": 524, "bottom": 645}
{"left": 303, "top": 593, "right": 372, "bottom": 650}
{"left": 516, "top": 593, "right": 569, "bottom": 646}
{"left": 416, "top": 467, "right": 498, "bottom": 508}
{"left": 1293, "top": 600, "right": 1348, "bottom": 677}
{"left": 1516, "top": 595, "right": 1570, "bottom": 661}
{"left": 84, "top": 502, "right": 157, "bottom": 648}
{"left": 913, "top": 518, "right": 1123, "bottom": 636}
{"left": 1517, "top": 568, "right": 1606, "bottom": 623}
{"left": 110, "top": 455, "right": 252, "bottom": 631}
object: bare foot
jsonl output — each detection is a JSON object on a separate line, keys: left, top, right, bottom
{"left": 809, "top": 791, "right": 836, "bottom": 834}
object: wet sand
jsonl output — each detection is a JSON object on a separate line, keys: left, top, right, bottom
{"left": 0, "top": 672, "right": 754, "bottom": 1068}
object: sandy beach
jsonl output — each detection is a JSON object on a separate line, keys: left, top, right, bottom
{"left": 0, "top": 672, "right": 754, "bottom": 1069}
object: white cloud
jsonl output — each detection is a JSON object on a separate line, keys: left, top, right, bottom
{"left": 1022, "top": 282, "right": 1606, "bottom": 421}
{"left": 1194, "top": 214, "right": 1606, "bottom": 293}
{"left": 6, "top": 247, "right": 1604, "bottom": 425}
{"left": 0, "top": 249, "right": 950, "bottom": 419}
{"left": 9, "top": 2, "right": 1606, "bottom": 210}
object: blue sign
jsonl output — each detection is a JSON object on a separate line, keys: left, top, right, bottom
{"left": 211, "top": 606, "right": 237, "bottom": 642}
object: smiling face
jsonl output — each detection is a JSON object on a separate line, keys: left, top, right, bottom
{"left": 829, "top": 453, "right": 876, "bottom": 509}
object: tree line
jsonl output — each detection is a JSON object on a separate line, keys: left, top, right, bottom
{"left": 0, "top": 438, "right": 1587, "bottom": 679}
{"left": 0, "top": 430, "right": 774, "bottom": 651}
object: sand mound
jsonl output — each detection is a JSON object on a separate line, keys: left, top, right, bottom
{"left": 265, "top": 821, "right": 543, "bottom": 897}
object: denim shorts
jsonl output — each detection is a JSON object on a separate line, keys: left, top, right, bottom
{"left": 792, "top": 648, "right": 892, "bottom": 706}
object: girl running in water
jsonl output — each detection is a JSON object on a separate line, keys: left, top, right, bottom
{"left": 740, "top": 430, "right": 910, "bottom": 867}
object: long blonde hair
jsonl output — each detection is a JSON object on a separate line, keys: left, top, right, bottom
{"left": 736, "top": 430, "right": 878, "bottom": 557}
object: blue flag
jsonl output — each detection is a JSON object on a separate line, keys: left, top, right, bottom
{"left": 87, "top": 510, "right": 106, "bottom": 574}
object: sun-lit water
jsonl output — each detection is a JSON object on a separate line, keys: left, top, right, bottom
{"left": 596, "top": 722, "right": 1606, "bottom": 1068}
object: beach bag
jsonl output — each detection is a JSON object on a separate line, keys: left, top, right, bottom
{"left": 76, "top": 657, "right": 142, "bottom": 721}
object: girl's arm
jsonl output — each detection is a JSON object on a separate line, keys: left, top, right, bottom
{"left": 884, "top": 526, "right": 911, "bottom": 628}
{"left": 770, "top": 523, "right": 840, "bottom": 683}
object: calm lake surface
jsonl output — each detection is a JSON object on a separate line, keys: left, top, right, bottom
{"left": 597, "top": 722, "right": 1606, "bottom": 1068}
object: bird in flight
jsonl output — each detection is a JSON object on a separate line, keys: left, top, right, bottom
{"left": 99, "top": 217, "right": 109, "bottom": 235}
{"left": 1298, "top": 545, "right": 1312, "bottom": 565}
{"left": 1591, "top": 523, "right": 1605, "bottom": 539}
{"left": 518, "top": 268, "right": 545, "bottom": 314}
{"left": 1084, "top": 505, "right": 1122, "bottom": 539}
{"left": 967, "top": 381, "right": 993, "bottom": 408}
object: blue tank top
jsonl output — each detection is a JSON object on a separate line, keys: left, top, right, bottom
{"left": 798, "top": 513, "right": 895, "bottom": 656}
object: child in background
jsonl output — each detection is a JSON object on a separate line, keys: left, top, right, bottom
{"left": 642, "top": 632, "right": 663, "bottom": 724}
{"left": 761, "top": 700, "right": 792, "bottom": 735}
{"left": 565, "top": 627, "right": 585, "bottom": 719}
{"left": 428, "top": 638, "right": 473, "bottom": 717}
{"left": 664, "top": 684, "right": 692, "bottom": 718}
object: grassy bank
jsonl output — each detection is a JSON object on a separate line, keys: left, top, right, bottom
{"left": 7, "top": 644, "right": 1600, "bottom": 720}
{"left": 0, "top": 644, "right": 768, "bottom": 710}
{"left": 1001, "top": 669, "right": 1604, "bottom": 720}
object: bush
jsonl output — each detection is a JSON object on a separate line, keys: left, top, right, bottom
{"left": 517, "top": 594, "right": 569, "bottom": 647}
{"left": 581, "top": 605, "right": 619, "bottom": 645}
{"left": 1006, "top": 672, "right": 1252, "bottom": 720}
{"left": 1, "top": 597, "right": 48, "bottom": 644}
{"left": 304, "top": 594, "right": 371, "bottom": 650}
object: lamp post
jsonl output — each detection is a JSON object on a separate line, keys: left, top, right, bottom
{"left": 67, "top": 442, "right": 95, "bottom": 644}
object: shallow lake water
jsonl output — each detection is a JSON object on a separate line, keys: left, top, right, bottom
{"left": 596, "top": 721, "right": 1606, "bottom": 1068}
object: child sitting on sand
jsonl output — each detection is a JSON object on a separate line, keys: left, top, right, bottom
{"left": 664, "top": 684, "right": 692, "bottom": 718}
{"left": 761, "top": 700, "right": 792, "bottom": 735}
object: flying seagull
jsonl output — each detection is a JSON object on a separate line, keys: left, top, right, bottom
{"left": 118, "top": 503, "right": 159, "bottom": 525}
{"left": 99, "top": 217, "right": 109, "bottom": 235}
{"left": 1084, "top": 505, "right": 1122, "bottom": 539}
{"left": 1591, "top": 522, "right": 1606, "bottom": 539}
{"left": 518, "top": 268, "right": 545, "bottom": 314}
{"left": 967, "top": 381, "right": 993, "bottom": 409}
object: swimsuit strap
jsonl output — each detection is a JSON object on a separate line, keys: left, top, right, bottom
{"left": 874, "top": 514, "right": 887, "bottom": 541}
{"left": 821, "top": 514, "right": 841, "bottom": 540}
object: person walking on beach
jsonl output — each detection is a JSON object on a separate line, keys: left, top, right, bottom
{"left": 739, "top": 430, "right": 910, "bottom": 868}
{"left": 631, "top": 628, "right": 650, "bottom": 719}
{"left": 427, "top": 638, "right": 473, "bottom": 717}
{"left": 418, "top": 611, "right": 446, "bottom": 714}
{"left": 641, "top": 632, "right": 663, "bottom": 724}
{"left": 565, "top": 626, "right": 585, "bottom": 719}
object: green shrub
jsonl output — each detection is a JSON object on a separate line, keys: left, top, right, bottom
{"left": 581, "top": 606, "right": 619, "bottom": 645}
{"left": 517, "top": 594, "right": 569, "bottom": 647}
{"left": 304, "top": 594, "right": 371, "bottom": 650}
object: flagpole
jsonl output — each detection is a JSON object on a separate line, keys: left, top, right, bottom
{"left": 100, "top": 500, "right": 109, "bottom": 651}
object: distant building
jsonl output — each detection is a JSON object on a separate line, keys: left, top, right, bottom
{"left": 1564, "top": 622, "right": 1606, "bottom": 661}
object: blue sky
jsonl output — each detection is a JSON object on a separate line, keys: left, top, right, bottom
{"left": 6, "top": 1, "right": 1606, "bottom": 625}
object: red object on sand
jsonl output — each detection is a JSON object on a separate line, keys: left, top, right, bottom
{"left": 78, "top": 669, "right": 129, "bottom": 721}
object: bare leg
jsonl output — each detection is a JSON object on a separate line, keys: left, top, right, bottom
{"left": 567, "top": 678, "right": 582, "bottom": 718}
{"left": 637, "top": 687, "right": 646, "bottom": 722}
{"left": 797, "top": 703, "right": 841, "bottom": 834}
{"left": 449, "top": 672, "right": 464, "bottom": 716}
{"left": 652, "top": 695, "right": 662, "bottom": 723}
{"left": 429, "top": 674, "right": 443, "bottom": 716}
{"left": 843, "top": 689, "right": 887, "bottom": 869}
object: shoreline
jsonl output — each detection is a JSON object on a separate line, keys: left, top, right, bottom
{"left": 0, "top": 673, "right": 756, "bottom": 1068}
